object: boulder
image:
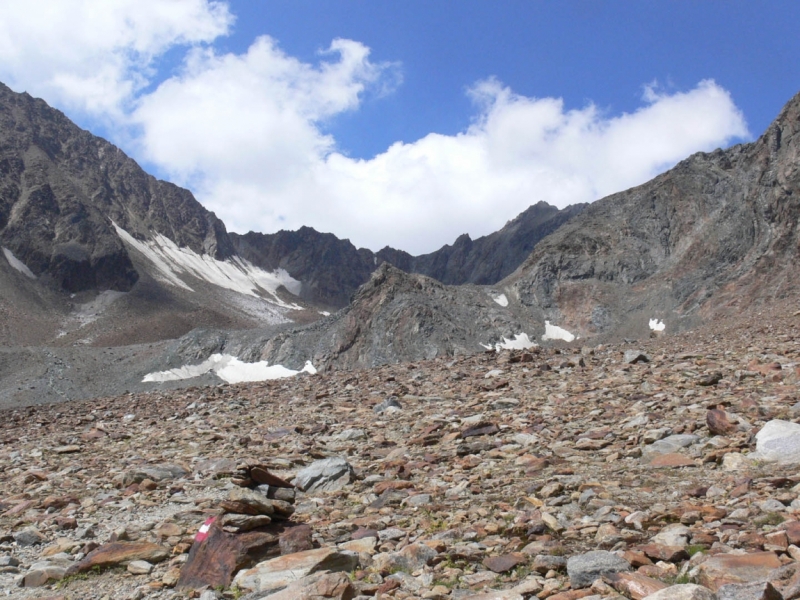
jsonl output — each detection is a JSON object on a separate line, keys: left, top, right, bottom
{"left": 248, "top": 571, "right": 355, "bottom": 599}
{"left": 753, "top": 421, "right": 800, "bottom": 464}
{"left": 567, "top": 550, "right": 631, "bottom": 588}
{"left": 293, "top": 458, "right": 355, "bottom": 493}
{"left": 233, "top": 547, "right": 359, "bottom": 593}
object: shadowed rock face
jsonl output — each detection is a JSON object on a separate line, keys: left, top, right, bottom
{"left": 230, "top": 201, "right": 586, "bottom": 308}
{"left": 0, "top": 82, "right": 234, "bottom": 293}
{"left": 506, "top": 90, "right": 800, "bottom": 337}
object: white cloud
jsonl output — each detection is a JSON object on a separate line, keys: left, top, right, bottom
{"left": 0, "top": 2, "right": 750, "bottom": 254}
{"left": 159, "top": 74, "right": 746, "bottom": 253}
{"left": 0, "top": 0, "right": 232, "bottom": 116}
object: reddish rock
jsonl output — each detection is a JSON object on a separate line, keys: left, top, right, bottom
{"left": 605, "top": 571, "right": 669, "bottom": 600}
{"left": 461, "top": 422, "right": 500, "bottom": 438}
{"left": 707, "top": 409, "right": 737, "bottom": 435}
{"left": 650, "top": 453, "right": 696, "bottom": 468}
{"left": 698, "top": 552, "right": 783, "bottom": 591}
{"left": 483, "top": 553, "right": 526, "bottom": 573}
{"left": 784, "top": 521, "right": 800, "bottom": 546}
{"left": 250, "top": 465, "right": 294, "bottom": 488}
{"left": 65, "top": 542, "right": 169, "bottom": 575}
{"left": 622, "top": 550, "right": 653, "bottom": 568}
{"left": 639, "top": 544, "right": 690, "bottom": 563}
{"left": 176, "top": 521, "right": 278, "bottom": 590}
{"left": 279, "top": 524, "right": 314, "bottom": 555}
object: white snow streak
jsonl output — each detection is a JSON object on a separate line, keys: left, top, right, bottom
{"left": 143, "top": 354, "right": 317, "bottom": 384}
{"left": 542, "top": 321, "right": 575, "bottom": 342}
{"left": 2, "top": 247, "right": 36, "bottom": 279}
{"left": 113, "top": 223, "right": 302, "bottom": 307}
{"left": 482, "top": 332, "right": 538, "bottom": 352}
{"left": 649, "top": 318, "right": 666, "bottom": 331}
{"left": 492, "top": 293, "right": 509, "bottom": 307}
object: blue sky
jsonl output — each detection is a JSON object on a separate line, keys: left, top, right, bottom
{"left": 229, "top": 1, "right": 799, "bottom": 159}
{"left": 0, "top": 2, "right": 797, "bottom": 253}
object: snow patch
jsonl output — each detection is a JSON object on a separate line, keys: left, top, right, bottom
{"left": 2, "top": 247, "right": 36, "bottom": 279}
{"left": 143, "top": 354, "right": 317, "bottom": 384}
{"left": 492, "top": 293, "right": 509, "bottom": 307}
{"left": 319, "top": 311, "right": 331, "bottom": 316}
{"left": 113, "top": 223, "right": 302, "bottom": 308}
{"left": 542, "top": 321, "right": 575, "bottom": 342}
{"left": 482, "top": 333, "right": 538, "bottom": 352}
{"left": 649, "top": 318, "right": 665, "bottom": 331}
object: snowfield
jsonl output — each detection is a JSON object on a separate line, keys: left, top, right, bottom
{"left": 542, "top": 321, "right": 575, "bottom": 342}
{"left": 491, "top": 293, "right": 509, "bottom": 307}
{"left": 143, "top": 354, "right": 317, "bottom": 384}
{"left": 2, "top": 247, "right": 36, "bottom": 279}
{"left": 113, "top": 223, "right": 302, "bottom": 308}
{"left": 481, "top": 332, "right": 538, "bottom": 352}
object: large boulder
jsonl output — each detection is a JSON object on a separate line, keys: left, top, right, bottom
{"left": 233, "top": 547, "right": 358, "bottom": 594}
{"left": 293, "top": 458, "right": 355, "bottom": 494}
{"left": 753, "top": 420, "right": 800, "bottom": 464}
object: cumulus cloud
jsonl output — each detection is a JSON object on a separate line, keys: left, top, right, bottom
{"left": 0, "top": 0, "right": 233, "bottom": 116}
{"left": 0, "top": 2, "right": 750, "bottom": 254}
{"left": 145, "top": 71, "right": 746, "bottom": 253}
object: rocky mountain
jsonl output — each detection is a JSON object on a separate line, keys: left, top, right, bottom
{"left": 504, "top": 91, "right": 800, "bottom": 338}
{"left": 235, "top": 89, "right": 800, "bottom": 372}
{"left": 0, "top": 82, "right": 326, "bottom": 354}
{"left": 0, "top": 82, "right": 234, "bottom": 294}
{"left": 230, "top": 201, "right": 585, "bottom": 308}
{"left": 375, "top": 201, "right": 587, "bottom": 286}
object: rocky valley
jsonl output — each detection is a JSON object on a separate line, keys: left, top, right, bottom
{"left": 0, "top": 78, "right": 799, "bottom": 600}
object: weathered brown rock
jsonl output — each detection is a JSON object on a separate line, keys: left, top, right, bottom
{"left": 697, "top": 552, "right": 783, "bottom": 592}
{"left": 176, "top": 521, "right": 278, "bottom": 590}
{"left": 65, "top": 542, "right": 169, "bottom": 575}
{"left": 605, "top": 571, "right": 669, "bottom": 600}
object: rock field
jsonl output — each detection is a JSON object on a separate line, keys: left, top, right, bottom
{"left": 1, "top": 307, "right": 800, "bottom": 599}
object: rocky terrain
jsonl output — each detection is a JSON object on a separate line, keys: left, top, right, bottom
{"left": 232, "top": 202, "right": 585, "bottom": 308}
{"left": 1, "top": 303, "right": 800, "bottom": 599}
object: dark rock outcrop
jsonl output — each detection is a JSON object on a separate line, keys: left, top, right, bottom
{"left": 0, "top": 82, "right": 234, "bottom": 293}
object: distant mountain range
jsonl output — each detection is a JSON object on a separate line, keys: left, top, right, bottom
{"left": 1, "top": 80, "right": 798, "bottom": 404}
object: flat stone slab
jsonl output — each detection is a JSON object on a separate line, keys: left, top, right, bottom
{"left": 233, "top": 547, "right": 359, "bottom": 593}
{"left": 65, "top": 542, "right": 169, "bottom": 575}
{"left": 697, "top": 552, "right": 783, "bottom": 592}
{"left": 643, "top": 584, "right": 717, "bottom": 600}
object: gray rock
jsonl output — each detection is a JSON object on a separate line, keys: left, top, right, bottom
{"left": 567, "top": 550, "right": 631, "bottom": 588}
{"left": 651, "top": 524, "right": 692, "bottom": 547}
{"left": 334, "top": 428, "right": 367, "bottom": 441}
{"left": 717, "top": 582, "right": 783, "bottom": 600}
{"left": 13, "top": 528, "right": 45, "bottom": 547}
{"left": 624, "top": 350, "right": 651, "bottom": 364}
{"left": 753, "top": 420, "right": 800, "bottom": 464}
{"left": 374, "top": 398, "right": 402, "bottom": 413}
{"left": 642, "top": 584, "right": 717, "bottom": 600}
{"left": 293, "top": 457, "right": 355, "bottom": 493}
{"left": 124, "top": 463, "right": 188, "bottom": 485}
{"left": 642, "top": 434, "right": 700, "bottom": 459}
